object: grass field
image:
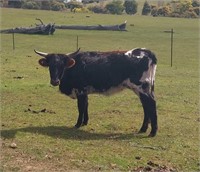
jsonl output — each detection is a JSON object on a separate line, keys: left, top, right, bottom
{"left": 1, "top": 8, "right": 199, "bottom": 172}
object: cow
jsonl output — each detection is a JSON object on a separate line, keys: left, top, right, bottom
{"left": 34, "top": 48, "right": 158, "bottom": 137}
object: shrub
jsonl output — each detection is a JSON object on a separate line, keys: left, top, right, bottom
{"left": 193, "top": 7, "right": 200, "bottom": 15}
{"left": 182, "top": 10, "right": 198, "bottom": 18}
{"left": 8, "top": 0, "right": 22, "bottom": 8}
{"left": 66, "top": 1, "right": 83, "bottom": 12}
{"left": 51, "top": 1, "right": 65, "bottom": 11}
{"left": 142, "top": 1, "right": 151, "bottom": 15}
{"left": 41, "top": 0, "right": 51, "bottom": 10}
{"left": 73, "top": 7, "right": 90, "bottom": 13}
{"left": 157, "top": 5, "right": 172, "bottom": 16}
{"left": 123, "top": 0, "right": 137, "bottom": 15}
{"left": 151, "top": 6, "right": 158, "bottom": 16}
{"left": 22, "top": 0, "right": 40, "bottom": 10}
{"left": 88, "top": 5, "right": 107, "bottom": 14}
{"left": 192, "top": 0, "right": 200, "bottom": 7}
{"left": 105, "top": 0, "right": 124, "bottom": 15}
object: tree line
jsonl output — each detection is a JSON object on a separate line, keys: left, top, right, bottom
{"left": 2, "top": 0, "right": 199, "bottom": 18}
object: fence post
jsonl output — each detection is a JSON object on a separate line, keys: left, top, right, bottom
{"left": 76, "top": 35, "right": 79, "bottom": 50}
{"left": 171, "top": 28, "right": 173, "bottom": 67}
{"left": 12, "top": 33, "right": 15, "bottom": 50}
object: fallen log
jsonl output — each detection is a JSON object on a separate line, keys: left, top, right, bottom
{"left": 0, "top": 19, "right": 55, "bottom": 35}
{"left": 55, "top": 21, "right": 127, "bottom": 31}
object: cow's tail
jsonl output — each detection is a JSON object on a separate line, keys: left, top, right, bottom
{"left": 150, "top": 63, "right": 157, "bottom": 94}
{"left": 147, "top": 50, "right": 157, "bottom": 96}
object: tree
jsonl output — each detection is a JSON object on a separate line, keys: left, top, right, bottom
{"left": 142, "top": 1, "right": 151, "bottom": 15}
{"left": 105, "top": 0, "right": 124, "bottom": 15}
{"left": 123, "top": 0, "right": 137, "bottom": 15}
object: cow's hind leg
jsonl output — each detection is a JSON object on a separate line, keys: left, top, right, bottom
{"left": 75, "top": 94, "right": 88, "bottom": 128}
{"left": 139, "top": 93, "right": 157, "bottom": 137}
{"left": 138, "top": 103, "right": 150, "bottom": 133}
{"left": 82, "top": 99, "right": 89, "bottom": 126}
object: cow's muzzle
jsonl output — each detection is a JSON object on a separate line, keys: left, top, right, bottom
{"left": 51, "top": 79, "right": 60, "bottom": 86}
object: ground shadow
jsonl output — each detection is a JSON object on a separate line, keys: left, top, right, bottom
{"left": 1, "top": 125, "right": 148, "bottom": 141}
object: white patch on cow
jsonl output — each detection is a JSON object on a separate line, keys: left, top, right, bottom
{"left": 121, "top": 79, "right": 142, "bottom": 96}
{"left": 151, "top": 64, "right": 157, "bottom": 83}
{"left": 139, "top": 59, "right": 152, "bottom": 83}
{"left": 125, "top": 48, "right": 147, "bottom": 59}
{"left": 125, "top": 50, "right": 133, "bottom": 57}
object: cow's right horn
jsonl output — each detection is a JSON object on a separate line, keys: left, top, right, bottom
{"left": 34, "top": 50, "right": 48, "bottom": 58}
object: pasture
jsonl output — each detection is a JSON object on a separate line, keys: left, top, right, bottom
{"left": 1, "top": 8, "right": 199, "bottom": 171}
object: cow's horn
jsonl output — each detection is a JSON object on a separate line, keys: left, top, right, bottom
{"left": 34, "top": 50, "right": 48, "bottom": 57}
{"left": 66, "top": 48, "right": 80, "bottom": 58}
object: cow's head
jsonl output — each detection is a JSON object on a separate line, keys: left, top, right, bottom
{"left": 34, "top": 49, "right": 80, "bottom": 86}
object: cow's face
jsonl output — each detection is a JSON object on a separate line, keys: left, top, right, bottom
{"left": 34, "top": 49, "right": 80, "bottom": 86}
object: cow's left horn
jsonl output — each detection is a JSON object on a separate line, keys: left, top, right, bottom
{"left": 34, "top": 50, "right": 48, "bottom": 58}
{"left": 66, "top": 48, "right": 80, "bottom": 58}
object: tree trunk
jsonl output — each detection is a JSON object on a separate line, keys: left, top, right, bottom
{"left": 55, "top": 21, "right": 127, "bottom": 31}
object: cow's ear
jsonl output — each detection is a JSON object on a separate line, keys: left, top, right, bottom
{"left": 38, "top": 58, "right": 49, "bottom": 67}
{"left": 66, "top": 58, "right": 75, "bottom": 68}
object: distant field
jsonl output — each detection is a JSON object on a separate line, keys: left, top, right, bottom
{"left": 1, "top": 8, "right": 199, "bottom": 172}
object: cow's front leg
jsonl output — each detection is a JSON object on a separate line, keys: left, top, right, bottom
{"left": 75, "top": 93, "right": 88, "bottom": 128}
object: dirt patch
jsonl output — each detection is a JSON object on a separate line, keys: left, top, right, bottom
{"left": 24, "top": 105, "right": 56, "bottom": 114}
{"left": 132, "top": 161, "right": 177, "bottom": 172}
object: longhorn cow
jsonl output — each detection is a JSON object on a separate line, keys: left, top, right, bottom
{"left": 34, "top": 48, "right": 158, "bottom": 137}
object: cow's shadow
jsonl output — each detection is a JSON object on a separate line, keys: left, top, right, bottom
{"left": 1, "top": 125, "right": 148, "bottom": 141}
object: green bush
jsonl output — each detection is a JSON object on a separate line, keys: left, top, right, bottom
{"left": 192, "top": 0, "right": 200, "bottom": 7}
{"left": 51, "top": 1, "right": 65, "bottom": 11}
{"left": 21, "top": 0, "right": 40, "bottom": 10}
{"left": 105, "top": 0, "right": 124, "bottom": 15}
{"left": 192, "top": 7, "right": 200, "bottom": 15}
{"left": 66, "top": 1, "right": 83, "bottom": 12}
{"left": 142, "top": 1, "right": 151, "bottom": 15}
{"left": 123, "top": 0, "right": 137, "bottom": 15}
{"left": 41, "top": 0, "right": 51, "bottom": 10}
{"left": 182, "top": 10, "right": 198, "bottom": 18}
{"left": 157, "top": 6, "right": 172, "bottom": 16}
{"left": 88, "top": 5, "right": 107, "bottom": 14}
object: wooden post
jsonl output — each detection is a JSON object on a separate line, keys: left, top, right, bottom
{"left": 76, "top": 35, "right": 79, "bottom": 50}
{"left": 171, "top": 28, "right": 173, "bottom": 67}
{"left": 12, "top": 33, "right": 15, "bottom": 50}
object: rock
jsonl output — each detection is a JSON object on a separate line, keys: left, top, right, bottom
{"left": 10, "top": 142, "right": 17, "bottom": 149}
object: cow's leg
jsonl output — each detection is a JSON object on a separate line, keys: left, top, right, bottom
{"left": 139, "top": 93, "right": 158, "bottom": 137}
{"left": 82, "top": 97, "right": 89, "bottom": 126}
{"left": 75, "top": 93, "right": 88, "bottom": 128}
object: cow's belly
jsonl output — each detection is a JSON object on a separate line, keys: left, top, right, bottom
{"left": 67, "top": 79, "right": 146, "bottom": 99}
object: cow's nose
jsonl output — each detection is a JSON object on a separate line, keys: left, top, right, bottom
{"left": 50, "top": 79, "right": 60, "bottom": 86}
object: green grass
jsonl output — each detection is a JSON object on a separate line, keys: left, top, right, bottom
{"left": 1, "top": 8, "right": 199, "bottom": 171}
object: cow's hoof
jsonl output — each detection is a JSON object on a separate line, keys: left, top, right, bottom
{"left": 148, "top": 132, "right": 156, "bottom": 137}
{"left": 82, "top": 122, "right": 88, "bottom": 126}
{"left": 138, "top": 129, "right": 147, "bottom": 134}
{"left": 74, "top": 124, "right": 81, "bottom": 128}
